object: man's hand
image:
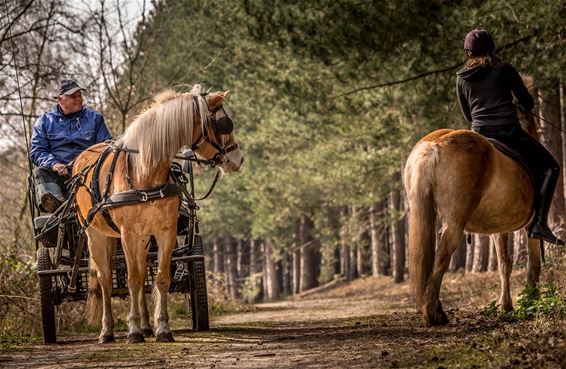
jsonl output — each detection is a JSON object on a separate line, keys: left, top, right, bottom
{"left": 52, "top": 163, "right": 68, "bottom": 176}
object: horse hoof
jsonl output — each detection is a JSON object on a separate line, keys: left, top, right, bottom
{"left": 156, "top": 332, "right": 175, "bottom": 342}
{"left": 425, "top": 312, "right": 450, "bottom": 327}
{"left": 424, "top": 308, "right": 450, "bottom": 326}
{"left": 126, "top": 332, "right": 145, "bottom": 343}
{"left": 142, "top": 328, "right": 154, "bottom": 337}
{"left": 99, "top": 335, "right": 115, "bottom": 344}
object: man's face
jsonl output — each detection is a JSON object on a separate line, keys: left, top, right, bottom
{"left": 57, "top": 90, "right": 83, "bottom": 114}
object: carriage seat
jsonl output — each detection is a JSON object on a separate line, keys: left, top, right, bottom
{"left": 486, "top": 138, "right": 536, "bottom": 185}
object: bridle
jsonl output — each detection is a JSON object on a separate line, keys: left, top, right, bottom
{"left": 190, "top": 95, "right": 239, "bottom": 167}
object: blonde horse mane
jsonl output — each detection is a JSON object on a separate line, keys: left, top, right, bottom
{"left": 115, "top": 85, "right": 210, "bottom": 179}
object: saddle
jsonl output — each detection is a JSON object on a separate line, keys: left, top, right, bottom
{"left": 486, "top": 138, "right": 536, "bottom": 186}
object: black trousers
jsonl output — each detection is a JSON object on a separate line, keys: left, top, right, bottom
{"left": 33, "top": 166, "right": 71, "bottom": 197}
{"left": 473, "top": 124, "right": 560, "bottom": 189}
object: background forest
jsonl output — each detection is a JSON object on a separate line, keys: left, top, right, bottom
{"left": 0, "top": 0, "right": 565, "bottom": 338}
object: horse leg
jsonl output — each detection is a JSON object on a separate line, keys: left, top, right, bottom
{"left": 423, "top": 224, "right": 464, "bottom": 326}
{"left": 526, "top": 236, "right": 542, "bottom": 289}
{"left": 492, "top": 233, "right": 513, "bottom": 312}
{"left": 121, "top": 232, "right": 149, "bottom": 343}
{"left": 86, "top": 228, "right": 115, "bottom": 343}
{"left": 153, "top": 231, "right": 176, "bottom": 342}
{"left": 139, "top": 292, "right": 153, "bottom": 337}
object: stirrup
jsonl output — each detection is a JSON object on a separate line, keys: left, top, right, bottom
{"left": 528, "top": 224, "right": 565, "bottom": 246}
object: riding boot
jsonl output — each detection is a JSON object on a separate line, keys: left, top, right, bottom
{"left": 36, "top": 182, "right": 64, "bottom": 213}
{"left": 527, "top": 169, "right": 565, "bottom": 245}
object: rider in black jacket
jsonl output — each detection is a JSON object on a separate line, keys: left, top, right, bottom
{"left": 456, "top": 28, "right": 564, "bottom": 245}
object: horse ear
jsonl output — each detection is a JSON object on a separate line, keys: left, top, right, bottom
{"left": 207, "top": 90, "right": 230, "bottom": 110}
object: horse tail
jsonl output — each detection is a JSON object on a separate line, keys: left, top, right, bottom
{"left": 404, "top": 141, "right": 439, "bottom": 309}
{"left": 86, "top": 257, "right": 102, "bottom": 325}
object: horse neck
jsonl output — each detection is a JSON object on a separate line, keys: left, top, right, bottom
{"left": 120, "top": 95, "right": 197, "bottom": 181}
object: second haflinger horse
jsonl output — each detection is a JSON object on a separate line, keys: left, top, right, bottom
{"left": 73, "top": 85, "right": 243, "bottom": 343}
{"left": 404, "top": 107, "right": 547, "bottom": 326}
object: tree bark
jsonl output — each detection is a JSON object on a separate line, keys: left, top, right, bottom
{"left": 487, "top": 237, "right": 498, "bottom": 272}
{"left": 224, "top": 235, "right": 239, "bottom": 299}
{"left": 465, "top": 235, "right": 475, "bottom": 272}
{"left": 514, "top": 230, "right": 527, "bottom": 266}
{"left": 561, "top": 82, "right": 566, "bottom": 201}
{"left": 282, "top": 252, "right": 292, "bottom": 296}
{"left": 249, "top": 238, "right": 263, "bottom": 302}
{"left": 264, "top": 240, "right": 281, "bottom": 300}
{"left": 339, "top": 206, "right": 350, "bottom": 279}
{"left": 538, "top": 82, "right": 566, "bottom": 232}
{"left": 213, "top": 236, "right": 225, "bottom": 274}
{"left": 370, "top": 200, "right": 388, "bottom": 276}
{"left": 389, "top": 176, "right": 406, "bottom": 283}
{"left": 237, "top": 239, "right": 249, "bottom": 280}
{"left": 472, "top": 233, "right": 489, "bottom": 273}
{"left": 299, "top": 214, "right": 319, "bottom": 292}
{"left": 450, "top": 237, "right": 467, "bottom": 272}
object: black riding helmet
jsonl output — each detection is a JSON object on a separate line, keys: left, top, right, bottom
{"left": 464, "top": 29, "right": 495, "bottom": 55}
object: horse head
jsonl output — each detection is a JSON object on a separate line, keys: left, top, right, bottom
{"left": 192, "top": 90, "right": 244, "bottom": 174}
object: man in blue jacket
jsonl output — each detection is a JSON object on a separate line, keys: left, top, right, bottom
{"left": 30, "top": 79, "right": 112, "bottom": 213}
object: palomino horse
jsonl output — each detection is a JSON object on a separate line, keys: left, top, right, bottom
{"left": 73, "top": 85, "right": 243, "bottom": 343}
{"left": 404, "top": 121, "right": 543, "bottom": 326}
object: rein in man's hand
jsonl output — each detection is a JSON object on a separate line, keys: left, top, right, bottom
{"left": 52, "top": 163, "right": 69, "bottom": 176}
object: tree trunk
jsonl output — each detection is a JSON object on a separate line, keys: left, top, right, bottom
{"left": 249, "top": 238, "right": 263, "bottom": 302}
{"left": 389, "top": 176, "right": 406, "bottom": 283}
{"left": 299, "top": 214, "right": 319, "bottom": 292}
{"left": 339, "top": 206, "right": 350, "bottom": 279}
{"left": 465, "top": 235, "right": 475, "bottom": 272}
{"left": 224, "top": 235, "right": 238, "bottom": 299}
{"left": 264, "top": 240, "right": 281, "bottom": 300}
{"left": 292, "top": 248, "right": 301, "bottom": 295}
{"left": 538, "top": 82, "right": 566, "bottom": 232}
{"left": 282, "top": 252, "right": 292, "bottom": 296}
{"left": 487, "top": 237, "right": 498, "bottom": 272}
{"left": 472, "top": 234, "right": 489, "bottom": 272}
{"left": 450, "top": 237, "right": 467, "bottom": 271}
{"left": 514, "top": 230, "right": 527, "bottom": 266}
{"left": 349, "top": 241, "right": 358, "bottom": 279}
{"left": 213, "top": 236, "right": 225, "bottom": 274}
{"left": 370, "top": 200, "right": 387, "bottom": 276}
{"left": 261, "top": 241, "right": 268, "bottom": 298}
{"left": 561, "top": 82, "right": 566, "bottom": 201}
{"left": 237, "top": 239, "right": 249, "bottom": 280}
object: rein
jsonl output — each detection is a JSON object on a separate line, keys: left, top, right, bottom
{"left": 531, "top": 111, "right": 566, "bottom": 133}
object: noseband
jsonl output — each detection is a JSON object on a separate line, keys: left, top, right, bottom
{"left": 190, "top": 95, "right": 239, "bottom": 167}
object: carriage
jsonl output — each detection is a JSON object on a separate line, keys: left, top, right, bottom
{"left": 30, "top": 152, "right": 210, "bottom": 344}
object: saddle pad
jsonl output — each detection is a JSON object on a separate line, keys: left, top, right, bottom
{"left": 486, "top": 138, "right": 535, "bottom": 185}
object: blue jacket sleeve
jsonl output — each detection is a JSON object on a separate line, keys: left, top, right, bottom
{"left": 29, "top": 116, "right": 57, "bottom": 169}
{"left": 95, "top": 114, "right": 112, "bottom": 143}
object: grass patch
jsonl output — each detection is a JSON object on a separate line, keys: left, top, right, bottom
{"left": 0, "top": 333, "right": 41, "bottom": 348}
{"left": 482, "top": 284, "right": 566, "bottom": 322}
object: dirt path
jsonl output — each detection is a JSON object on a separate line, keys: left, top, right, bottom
{"left": 1, "top": 272, "right": 565, "bottom": 368}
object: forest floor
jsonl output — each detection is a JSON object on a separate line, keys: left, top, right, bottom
{"left": 1, "top": 270, "right": 566, "bottom": 369}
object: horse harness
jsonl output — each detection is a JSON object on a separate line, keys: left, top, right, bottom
{"left": 75, "top": 143, "right": 187, "bottom": 234}
{"left": 190, "top": 95, "right": 239, "bottom": 166}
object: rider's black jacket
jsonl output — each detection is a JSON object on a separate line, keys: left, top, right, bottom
{"left": 456, "top": 61, "right": 534, "bottom": 129}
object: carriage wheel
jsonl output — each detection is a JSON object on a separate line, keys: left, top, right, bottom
{"left": 189, "top": 235, "right": 209, "bottom": 331}
{"left": 37, "top": 247, "right": 57, "bottom": 344}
